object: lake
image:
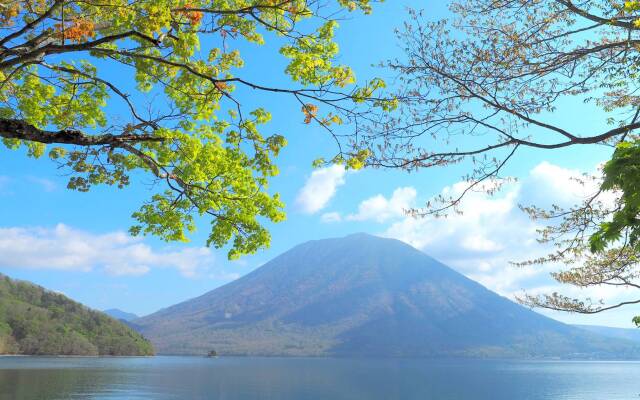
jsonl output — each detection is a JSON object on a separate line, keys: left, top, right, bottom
{"left": 1, "top": 356, "right": 639, "bottom": 400}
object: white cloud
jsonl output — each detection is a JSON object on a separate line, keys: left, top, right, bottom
{"left": 295, "top": 165, "right": 346, "bottom": 214}
{"left": 313, "top": 162, "right": 634, "bottom": 326}
{"left": 347, "top": 187, "right": 417, "bottom": 223}
{"left": 520, "top": 161, "right": 593, "bottom": 207}
{"left": 0, "top": 176, "right": 58, "bottom": 193}
{"left": 104, "top": 263, "right": 150, "bottom": 277}
{"left": 0, "top": 224, "right": 213, "bottom": 277}
{"left": 321, "top": 212, "right": 342, "bottom": 223}
{"left": 208, "top": 271, "right": 242, "bottom": 281}
{"left": 27, "top": 176, "right": 57, "bottom": 192}
{"left": 326, "top": 162, "right": 616, "bottom": 304}
{"left": 384, "top": 182, "right": 521, "bottom": 258}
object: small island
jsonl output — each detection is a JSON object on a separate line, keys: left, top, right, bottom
{"left": 207, "top": 350, "right": 218, "bottom": 358}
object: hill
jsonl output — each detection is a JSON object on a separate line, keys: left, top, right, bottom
{"left": 575, "top": 325, "right": 640, "bottom": 343}
{"left": 0, "top": 274, "right": 154, "bottom": 356}
{"left": 104, "top": 309, "right": 139, "bottom": 322}
{"left": 136, "top": 234, "right": 640, "bottom": 358}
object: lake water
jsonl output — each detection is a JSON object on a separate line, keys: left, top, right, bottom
{"left": 1, "top": 356, "right": 639, "bottom": 400}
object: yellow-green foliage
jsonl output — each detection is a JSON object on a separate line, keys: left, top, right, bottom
{"left": 0, "top": 0, "right": 388, "bottom": 258}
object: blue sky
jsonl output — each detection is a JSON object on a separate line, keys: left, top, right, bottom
{"left": 2, "top": 0, "right": 638, "bottom": 328}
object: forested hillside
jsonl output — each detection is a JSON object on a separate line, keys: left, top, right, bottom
{"left": 0, "top": 274, "right": 154, "bottom": 356}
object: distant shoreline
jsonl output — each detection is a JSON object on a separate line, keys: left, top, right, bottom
{"left": 1, "top": 355, "right": 640, "bottom": 364}
{"left": 0, "top": 354, "right": 155, "bottom": 358}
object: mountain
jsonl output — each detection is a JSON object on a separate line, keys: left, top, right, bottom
{"left": 0, "top": 273, "right": 154, "bottom": 356}
{"left": 104, "top": 309, "right": 139, "bottom": 322}
{"left": 136, "top": 234, "right": 640, "bottom": 358}
{"left": 575, "top": 325, "right": 640, "bottom": 343}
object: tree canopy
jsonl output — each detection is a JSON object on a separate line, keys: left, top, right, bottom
{"left": 0, "top": 0, "right": 387, "bottom": 258}
{"left": 0, "top": 273, "right": 154, "bottom": 356}
{"left": 348, "top": 0, "right": 640, "bottom": 324}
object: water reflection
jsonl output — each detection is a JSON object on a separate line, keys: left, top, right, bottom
{"left": 0, "top": 367, "right": 116, "bottom": 400}
{"left": 0, "top": 357, "right": 639, "bottom": 400}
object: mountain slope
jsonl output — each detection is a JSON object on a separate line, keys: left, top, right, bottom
{"left": 136, "top": 234, "right": 639, "bottom": 358}
{"left": 0, "top": 274, "right": 154, "bottom": 356}
{"left": 575, "top": 325, "right": 640, "bottom": 343}
{"left": 104, "top": 309, "right": 139, "bottom": 322}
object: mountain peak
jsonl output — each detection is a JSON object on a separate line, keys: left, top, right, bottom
{"left": 325, "top": 232, "right": 399, "bottom": 243}
{"left": 136, "top": 234, "right": 640, "bottom": 358}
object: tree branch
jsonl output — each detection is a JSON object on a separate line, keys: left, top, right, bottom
{"left": 0, "top": 118, "right": 163, "bottom": 146}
